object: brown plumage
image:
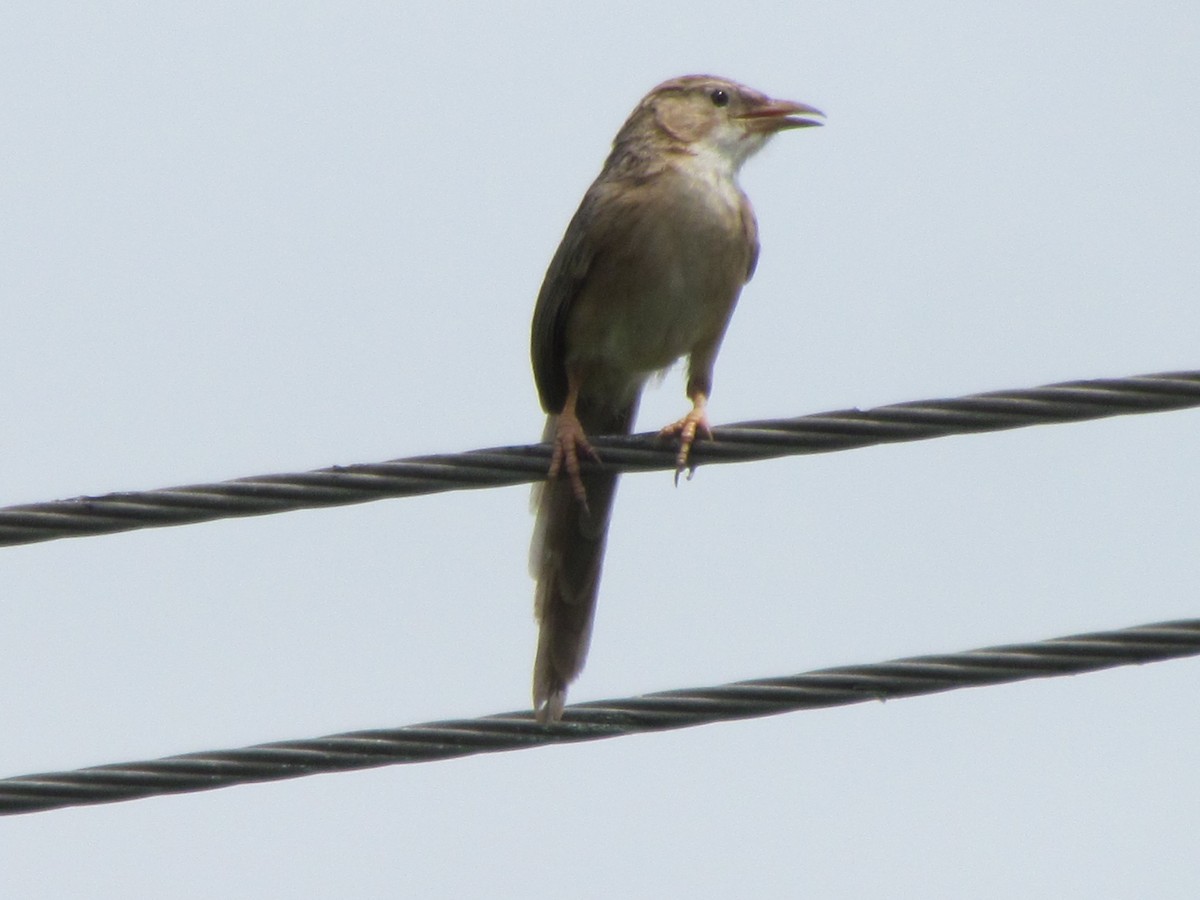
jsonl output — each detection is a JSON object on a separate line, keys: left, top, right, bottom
{"left": 529, "top": 75, "right": 822, "bottom": 722}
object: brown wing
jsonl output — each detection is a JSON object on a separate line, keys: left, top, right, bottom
{"left": 530, "top": 187, "right": 607, "bottom": 414}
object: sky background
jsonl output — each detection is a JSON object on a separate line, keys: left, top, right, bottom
{"left": 2, "top": 2, "right": 1199, "bottom": 897}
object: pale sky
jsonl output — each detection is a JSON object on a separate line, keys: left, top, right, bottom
{"left": 2, "top": 2, "right": 1199, "bottom": 897}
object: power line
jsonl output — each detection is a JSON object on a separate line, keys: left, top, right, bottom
{"left": 1, "top": 370, "right": 1198, "bottom": 548}
{"left": 2, "top": 618, "right": 1196, "bottom": 816}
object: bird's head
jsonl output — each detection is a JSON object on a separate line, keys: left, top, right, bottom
{"left": 611, "top": 75, "right": 823, "bottom": 174}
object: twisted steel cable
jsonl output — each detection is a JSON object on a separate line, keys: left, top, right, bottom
{"left": 1, "top": 370, "right": 1198, "bottom": 549}
{"left": 1, "top": 618, "right": 1197, "bottom": 816}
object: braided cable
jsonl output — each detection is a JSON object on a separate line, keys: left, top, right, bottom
{"left": 2, "top": 618, "right": 1197, "bottom": 816}
{"left": 1, "top": 370, "right": 1198, "bottom": 548}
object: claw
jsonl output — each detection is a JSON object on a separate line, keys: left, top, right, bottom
{"left": 547, "top": 411, "right": 598, "bottom": 510}
{"left": 659, "top": 401, "right": 712, "bottom": 484}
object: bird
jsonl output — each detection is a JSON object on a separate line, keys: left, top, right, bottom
{"left": 529, "top": 75, "right": 823, "bottom": 722}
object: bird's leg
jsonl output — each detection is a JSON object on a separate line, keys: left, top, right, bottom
{"left": 547, "top": 376, "right": 598, "bottom": 509}
{"left": 659, "top": 388, "right": 712, "bottom": 483}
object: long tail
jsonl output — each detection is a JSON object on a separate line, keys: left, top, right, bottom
{"left": 530, "top": 395, "right": 638, "bottom": 722}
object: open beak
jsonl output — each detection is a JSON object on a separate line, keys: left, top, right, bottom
{"left": 737, "top": 99, "right": 825, "bottom": 132}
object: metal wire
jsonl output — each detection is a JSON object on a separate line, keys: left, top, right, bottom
{"left": 1, "top": 618, "right": 1196, "bottom": 816}
{"left": 1, "top": 370, "right": 1198, "bottom": 549}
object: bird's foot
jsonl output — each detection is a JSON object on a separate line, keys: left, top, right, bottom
{"left": 659, "top": 404, "right": 712, "bottom": 485}
{"left": 548, "top": 411, "right": 598, "bottom": 509}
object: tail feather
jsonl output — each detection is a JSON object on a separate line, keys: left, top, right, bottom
{"left": 530, "top": 396, "right": 637, "bottom": 722}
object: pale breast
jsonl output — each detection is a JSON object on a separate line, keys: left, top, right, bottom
{"left": 565, "top": 166, "right": 755, "bottom": 392}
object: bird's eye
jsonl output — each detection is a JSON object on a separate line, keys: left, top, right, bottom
{"left": 709, "top": 88, "right": 729, "bottom": 107}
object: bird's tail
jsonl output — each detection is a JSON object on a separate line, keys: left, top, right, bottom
{"left": 529, "top": 396, "right": 638, "bottom": 723}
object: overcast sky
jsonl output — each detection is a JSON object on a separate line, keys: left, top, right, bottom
{"left": 2, "top": 2, "right": 1199, "bottom": 897}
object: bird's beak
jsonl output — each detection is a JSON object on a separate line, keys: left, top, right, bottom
{"left": 737, "top": 99, "right": 825, "bottom": 132}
